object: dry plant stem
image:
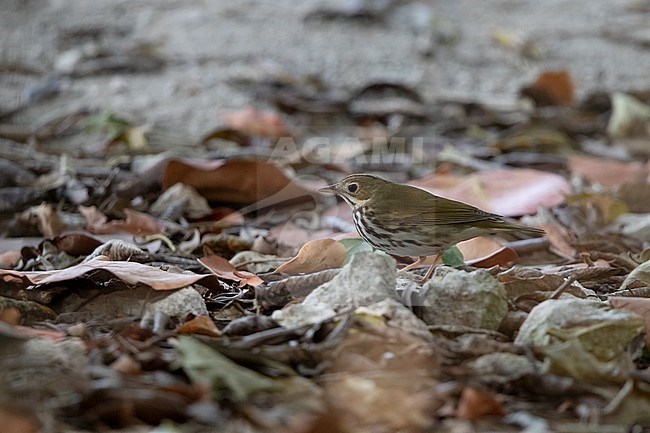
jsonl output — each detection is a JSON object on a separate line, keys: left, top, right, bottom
{"left": 233, "top": 257, "right": 288, "bottom": 270}
{"left": 550, "top": 275, "right": 578, "bottom": 299}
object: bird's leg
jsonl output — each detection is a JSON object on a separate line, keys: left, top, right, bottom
{"left": 397, "top": 256, "right": 428, "bottom": 275}
{"left": 418, "top": 253, "right": 441, "bottom": 285}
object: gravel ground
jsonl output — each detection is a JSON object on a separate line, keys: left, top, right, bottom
{"left": 2, "top": 0, "right": 650, "bottom": 140}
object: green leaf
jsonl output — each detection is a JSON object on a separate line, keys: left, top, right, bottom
{"left": 340, "top": 238, "right": 374, "bottom": 266}
{"left": 441, "top": 246, "right": 464, "bottom": 267}
{"left": 176, "top": 336, "right": 280, "bottom": 401}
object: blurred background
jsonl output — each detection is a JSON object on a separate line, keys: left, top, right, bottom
{"left": 3, "top": 0, "right": 650, "bottom": 141}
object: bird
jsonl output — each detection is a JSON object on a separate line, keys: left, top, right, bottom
{"left": 319, "top": 173, "right": 545, "bottom": 284}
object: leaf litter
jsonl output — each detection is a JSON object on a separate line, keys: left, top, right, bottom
{"left": 1, "top": 30, "right": 650, "bottom": 433}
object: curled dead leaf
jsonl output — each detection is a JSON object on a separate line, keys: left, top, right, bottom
{"left": 198, "top": 254, "right": 263, "bottom": 287}
{"left": 79, "top": 206, "right": 163, "bottom": 235}
{"left": 0, "top": 256, "right": 219, "bottom": 291}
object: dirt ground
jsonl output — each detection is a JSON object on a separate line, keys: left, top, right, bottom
{"left": 3, "top": 0, "right": 650, "bottom": 140}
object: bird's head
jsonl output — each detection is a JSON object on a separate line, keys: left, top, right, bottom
{"left": 318, "top": 174, "right": 388, "bottom": 208}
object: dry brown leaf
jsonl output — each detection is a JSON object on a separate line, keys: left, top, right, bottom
{"left": 455, "top": 386, "right": 504, "bottom": 420}
{"left": 0, "top": 408, "right": 40, "bottom": 433}
{"left": 457, "top": 237, "right": 508, "bottom": 262}
{"left": 223, "top": 107, "right": 292, "bottom": 138}
{"left": 411, "top": 168, "right": 570, "bottom": 216}
{"left": 275, "top": 239, "right": 346, "bottom": 275}
{"left": 568, "top": 155, "right": 649, "bottom": 189}
{"left": 323, "top": 318, "right": 440, "bottom": 432}
{"left": 0, "top": 307, "right": 20, "bottom": 325}
{"left": 175, "top": 315, "right": 223, "bottom": 337}
{"left": 162, "top": 158, "right": 313, "bottom": 207}
{"left": 520, "top": 70, "right": 574, "bottom": 106}
{"left": 0, "top": 250, "right": 21, "bottom": 268}
{"left": 0, "top": 256, "right": 218, "bottom": 291}
{"left": 467, "top": 246, "right": 519, "bottom": 268}
{"left": 79, "top": 206, "right": 163, "bottom": 235}
{"left": 198, "top": 254, "right": 263, "bottom": 287}
{"left": 50, "top": 232, "right": 104, "bottom": 256}
{"left": 610, "top": 297, "right": 650, "bottom": 346}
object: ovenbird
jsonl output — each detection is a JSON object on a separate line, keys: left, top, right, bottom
{"left": 319, "top": 173, "right": 545, "bottom": 283}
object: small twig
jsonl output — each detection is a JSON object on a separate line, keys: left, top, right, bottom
{"left": 603, "top": 378, "right": 635, "bottom": 415}
{"left": 549, "top": 275, "right": 577, "bottom": 299}
{"left": 233, "top": 257, "right": 288, "bottom": 270}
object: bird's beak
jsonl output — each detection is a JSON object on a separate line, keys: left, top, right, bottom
{"left": 318, "top": 184, "right": 337, "bottom": 194}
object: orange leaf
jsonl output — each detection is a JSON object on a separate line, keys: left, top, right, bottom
{"left": 456, "top": 386, "right": 504, "bottom": 420}
{"left": 199, "top": 254, "right": 263, "bottom": 287}
{"left": 175, "top": 315, "right": 222, "bottom": 337}
{"left": 521, "top": 70, "right": 574, "bottom": 106}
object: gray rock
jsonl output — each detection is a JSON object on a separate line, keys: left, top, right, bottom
{"left": 141, "top": 287, "right": 209, "bottom": 333}
{"left": 418, "top": 266, "right": 507, "bottom": 330}
{"left": 468, "top": 352, "right": 538, "bottom": 384}
{"left": 271, "top": 303, "right": 337, "bottom": 329}
{"left": 515, "top": 297, "right": 644, "bottom": 382}
{"left": 271, "top": 252, "right": 397, "bottom": 328}
{"left": 616, "top": 213, "right": 650, "bottom": 242}
{"left": 357, "top": 298, "right": 432, "bottom": 342}
{"left": 302, "top": 252, "right": 398, "bottom": 310}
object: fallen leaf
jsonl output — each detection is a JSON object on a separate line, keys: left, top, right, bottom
{"left": 0, "top": 408, "right": 40, "bottom": 433}
{"left": 619, "top": 260, "right": 650, "bottom": 291}
{"left": 568, "top": 155, "right": 648, "bottom": 189}
{"left": 176, "top": 336, "right": 279, "bottom": 401}
{"left": 162, "top": 158, "right": 314, "bottom": 207}
{"left": 49, "top": 232, "right": 104, "bottom": 256}
{"left": 457, "top": 237, "right": 506, "bottom": 262}
{"left": 79, "top": 206, "right": 163, "bottom": 235}
{"left": 275, "top": 239, "right": 346, "bottom": 275}
{"left": 175, "top": 315, "right": 223, "bottom": 337}
{"left": 610, "top": 297, "right": 650, "bottom": 346}
{"left": 223, "top": 107, "right": 292, "bottom": 138}
{"left": 466, "top": 246, "right": 519, "bottom": 268}
{"left": 520, "top": 70, "right": 574, "bottom": 106}
{"left": 0, "top": 307, "right": 20, "bottom": 325}
{"left": 0, "top": 255, "right": 219, "bottom": 291}
{"left": 0, "top": 250, "right": 21, "bottom": 268}
{"left": 456, "top": 386, "right": 504, "bottom": 420}
{"left": 199, "top": 254, "right": 263, "bottom": 287}
{"left": 411, "top": 168, "right": 570, "bottom": 216}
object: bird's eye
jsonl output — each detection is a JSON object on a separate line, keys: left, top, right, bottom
{"left": 347, "top": 183, "right": 358, "bottom": 193}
